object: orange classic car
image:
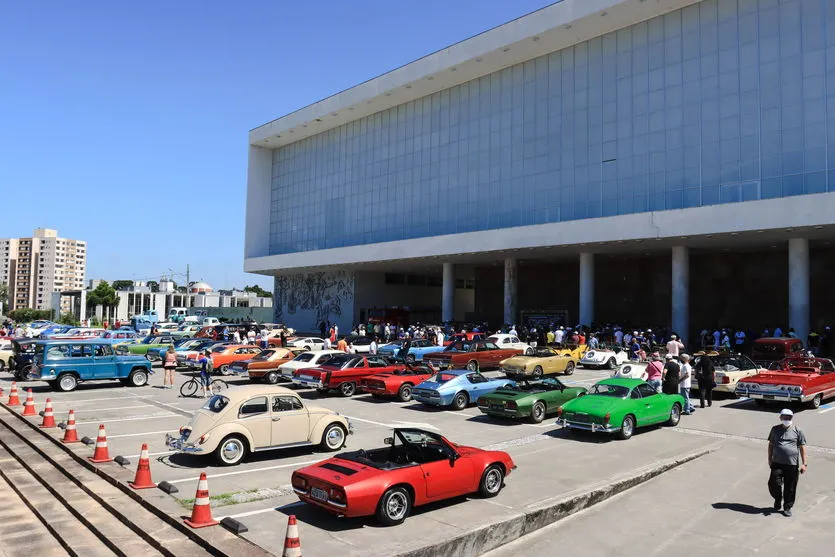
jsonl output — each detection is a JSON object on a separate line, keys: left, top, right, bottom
{"left": 186, "top": 344, "right": 263, "bottom": 375}
{"left": 229, "top": 348, "right": 306, "bottom": 384}
{"left": 423, "top": 340, "right": 524, "bottom": 372}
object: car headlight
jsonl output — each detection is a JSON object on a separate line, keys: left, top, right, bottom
{"left": 778, "top": 385, "right": 787, "bottom": 391}
{"left": 738, "top": 383, "right": 747, "bottom": 389}
{"left": 792, "top": 386, "right": 802, "bottom": 394}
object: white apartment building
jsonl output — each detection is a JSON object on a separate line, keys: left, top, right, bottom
{"left": 0, "top": 228, "right": 87, "bottom": 313}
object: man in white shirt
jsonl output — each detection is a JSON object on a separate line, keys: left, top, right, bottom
{"left": 323, "top": 337, "right": 332, "bottom": 350}
{"left": 436, "top": 330, "right": 444, "bottom": 346}
{"left": 666, "top": 334, "right": 684, "bottom": 359}
{"left": 554, "top": 327, "right": 565, "bottom": 346}
{"left": 369, "top": 338, "right": 377, "bottom": 355}
{"left": 678, "top": 353, "right": 695, "bottom": 414}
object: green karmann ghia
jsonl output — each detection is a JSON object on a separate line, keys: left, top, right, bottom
{"left": 556, "top": 377, "right": 685, "bottom": 440}
{"left": 476, "top": 377, "right": 587, "bottom": 423}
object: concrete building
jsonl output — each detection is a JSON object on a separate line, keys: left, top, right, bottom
{"left": 0, "top": 228, "right": 87, "bottom": 314}
{"left": 245, "top": 0, "right": 835, "bottom": 343}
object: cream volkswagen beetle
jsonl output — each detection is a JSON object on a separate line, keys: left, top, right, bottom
{"left": 166, "top": 385, "right": 351, "bottom": 465}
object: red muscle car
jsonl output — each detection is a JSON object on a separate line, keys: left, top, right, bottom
{"left": 291, "top": 427, "right": 515, "bottom": 525}
{"left": 359, "top": 362, "right": 435, "bottom": 401}
{"left": 424, "top": 340, "right": 524, "bottom": 372}
{"left": 735, "top": 356, "right": 835, "bottom": 409}
{"left": 290, "top": 353, "right": 406, "bottom": 397}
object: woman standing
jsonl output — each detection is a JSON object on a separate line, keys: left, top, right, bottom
{"left": 163, "top": 345, "right": 177, "bottom": 389}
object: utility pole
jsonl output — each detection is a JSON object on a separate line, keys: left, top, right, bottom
{"left": 186, "top": 264, "right": 190, "bottom": 308}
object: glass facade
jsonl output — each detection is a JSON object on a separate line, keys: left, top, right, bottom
{"left": 271, "top": 0, "right": 835, "bottom": 255}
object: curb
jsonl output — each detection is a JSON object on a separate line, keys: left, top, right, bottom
{"left": 0, "top": 399, "right": 274, "bottom": 557}
{"left": 394, "top": 446, "right": 716, "bottom": 557}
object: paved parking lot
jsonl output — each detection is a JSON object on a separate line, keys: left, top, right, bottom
{"left": 2, "top": 363, "right": 833, "bottom": 556}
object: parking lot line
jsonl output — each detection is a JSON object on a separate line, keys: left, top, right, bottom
{"left": 168, "top": 459, "right": 322, "bottom": 484}
{"left": 71, "top": 404, "right": 154, "bottom": 413}
{"left": 49, "top": 396, "right": 137, "bottom": 405}
{"left": 818, "top": 406, "right": 835, "bottom": 414}
{"left": 109, "top": 429, "right": 177, "bottom": 439}
{"left": 219, "top": 500, "right": 303, "bottom": 520}
{"left": 76, "top": 413, "right": 176, "bottom": 424}
{"left": 343, "top": 416, "right": 395, "bottom": 428}
{"left": 124, "top": 450, "right": 175, "bottom": 459}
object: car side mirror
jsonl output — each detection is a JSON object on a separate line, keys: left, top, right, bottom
{"left": 384, "top": 437, "right": 394, "bottom": 446}
{"left": 449, "top": 452, "right": 460, "bottom": 466}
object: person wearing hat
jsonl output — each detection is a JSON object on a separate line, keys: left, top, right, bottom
{"left": 678, "top": 354, "right": 695, "bottom": 414}
{"left": 694, "top": 350, "right": 715, "bottom": 407}
{"left": 767, "top": 409, "right": 807, "bottom": 517}
{"left": 645, "top": 353, "right": 664, "bottom": 392}
{"left": 661, "top": 353, "right": 681, "bottom": 395}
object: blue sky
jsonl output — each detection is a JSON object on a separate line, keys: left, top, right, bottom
{"left": 0, "top": 0, "right": 553, "bottom": 290}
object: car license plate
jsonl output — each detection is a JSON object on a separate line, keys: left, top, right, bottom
{"left": 491, "top": 404, "right": 504, "bottom": 411}
{"left": 311, "top": 487, "right": 328, "bottom": 502}
{"left": 301, "top": 375, "right": 314, "bottom": 381}
{"left": 574, "top": 414, "right": 590, "bottom": 423}
{"left": 764, "top": 395, "right": 774, "bottom": 399}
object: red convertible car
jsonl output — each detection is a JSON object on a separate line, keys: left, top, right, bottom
{"left": 359, "top": 362, "right": 435, "bottom": 401}
{"left": 424, "top": 340, "right": 524, "bottom": 372}
{"left": 735, "top": 356, "right": 835, "bottom": 409}
{"left": 291, "top": 353, "right": 407, "bottom": 397}
{"left": 291, "top": 428, "right": 515, "bottom": 525}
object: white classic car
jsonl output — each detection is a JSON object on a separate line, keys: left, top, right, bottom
{"left": 692, "top": 353, "right": 763, "bottom": 394}
{"left": 488, "top": 334, "right": 535, "bottom": 355}
{"left": 579, "top": 346, "right": 630, "bottom": 369}
{"left": 278, "top": 350, "right": 342, "bottom": 381}
{"left": 285, "top": 337, "right": 326, "bottom": 351}
{"left": 611, "top": 362, "right": 647, "bottom": 379}
{"left": 166, "top": 385, "right": 351, "bottom": 465}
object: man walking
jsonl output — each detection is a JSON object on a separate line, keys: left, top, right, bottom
{"left": 694, "top": 351, "right": 715, "bottom": 407}
{"left": 767, "top": 409, "right": 807, "bottom": 517}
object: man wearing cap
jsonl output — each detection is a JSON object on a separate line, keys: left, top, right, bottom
{"left": 767, "top": 409, "right": 807, "bottom": 517}
{"left": 645, "top": 353, "right": 664, "bottom": 392}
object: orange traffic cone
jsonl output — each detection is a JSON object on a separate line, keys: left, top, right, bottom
{"left": 183, "top": 473, "right": 219, "bottom": 528}
{"left": 282, "top": 515, "right": 302, "bottom": 557}
{"left": 128, "top": 443, "right": 157, "bottom": 489}
{"left": 62, "top": 410, "right": 80, "bottom": 443}
{"left": 88, "top": 424, "right": 113, "bottom": 463}
{"left": 40, "top": 398, "right": 57, "bottom": 428}
{"left": 21, "top": 389, "right": 36, "bottom": 416}
{"left": 7, "top": 382, "right": 21, "bottom": 406}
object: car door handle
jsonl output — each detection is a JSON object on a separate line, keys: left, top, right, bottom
{"left": 272, "top": 417, "right": 281, "bottom": 421}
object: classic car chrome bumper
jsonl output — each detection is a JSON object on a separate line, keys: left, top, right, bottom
{"left": 165, "top": 433, "right": 205, "bottom": 453}
{"left": 556, "top": 418, "right": 618, "bottom": 433}
{"left": 291, "top": 377, "right": 324, "bottom": 388}
{"left": 293, "top": 487, "right": 347, "bottom": 509}
{"left": 735, "top": 388, "right": 806, "bottom": 402}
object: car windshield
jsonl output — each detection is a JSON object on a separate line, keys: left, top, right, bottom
{"left": 428, "top": 373, "right": 457, "bottom": 383}
{"left": 444, "top": 341, "right": 472, "bottom": 352}
{"left": 202, "top": 395, "right": 229, "bottom": 413}
{"left": 588, "top": 383, "right": 629, "bottom": 398}
{"left": 211, "top": 345, "right": 228, "bottom": 353}
{"left": 326, "top": 354, "right": 360, "bottom": 367}
{"left": 253, "top": 350, "right": 274, "bottom": 361}
{"left": 140, "top": 336, "right": 158, "bottom": 345}
{"left": 293, "top": 353, "right": 315, "bottom": 363}
{"left": 532, "top": 349, "right": 557, "bottom": 357}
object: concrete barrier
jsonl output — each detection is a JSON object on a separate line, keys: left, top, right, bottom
{"left": 394, "top": 446, "right": 716, "bottom": 557}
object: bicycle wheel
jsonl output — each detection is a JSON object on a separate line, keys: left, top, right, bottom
{"left": 180, "top": 379, "right": 198, "bottom": 398}
{"left": 210, "top": 380, "right": 229, "bottom": 395}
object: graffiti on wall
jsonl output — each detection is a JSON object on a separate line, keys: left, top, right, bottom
{"left": 274, "top": 271, "right": 354, "bottom": 329}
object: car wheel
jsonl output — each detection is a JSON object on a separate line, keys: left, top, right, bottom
{"left": 214, "top": 435, "right": 248, "bottom": 466}
{"left": 397, "top": 383, "right": 413, "bottom": 402}
{"left": 128, "top": 369, "right": 148, "bottom": 387}
{"left": 339, "top": 382, "right": 357, "bottom": 397}
{"left": 451, "top": 391, "right": 469, "bottom": 411}
{"left": 478, "top": 464, "right": 505, "bottom": 498}
{"left": 809, "top": 393, "right": 823, "bottom": 409}
{"left": 145, "top": 353, "right": 155, "bottom": 363}
{"left": 617, "top": 415, "right": 635, "bottom": 440}
{"left": 376, "top": 486, "right": 412, "bottom": 526}
{"left": 532, "top": 366, "right": 543, "bottom": 379}
{"left": 525, "top": 347, "right": 534, "bottom": 356}
{"left": 607, "top": 357, "right": 616, "bottom": 370}
{"left": 667, "top": 403, "right": 681, "bottom": 426}
{"left": 57, "top": 373, "right": 78, "bottom": 392}
{"left": 530, "top": 401, "right": 546, "bottom": 424}
{"left": 265, "top": 371, "right": 279, "bottom": 384}
{"left": 466, "top": 360, "right": 479, "bottom": 372}
{"left": 304, "top": 345, "right": 312, "bottom": 351}
{"left": 218, "top": 364, "right": 230, "bottom": 376}
{"left": 320, "top": 423, "right": 346, "bottom": 451}
{"left": 405, "top": 354, "right": 415, "bottom": 364}
{"left": 563, "top": 362, "right": 575, "bottom": 376}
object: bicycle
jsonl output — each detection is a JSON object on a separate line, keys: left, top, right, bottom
{"left": 179, "top": 371, "right": 229, "bottom": 398}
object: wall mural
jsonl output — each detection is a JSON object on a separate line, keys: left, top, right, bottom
{"left": 274, "top": 271, "right": 355, "bottom": 329}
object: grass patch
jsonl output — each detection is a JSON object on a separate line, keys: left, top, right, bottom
{"left": 178, "top": 486, "right": 291, "bottom": 509}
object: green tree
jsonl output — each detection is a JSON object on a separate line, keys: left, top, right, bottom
{"left": 243, "top": 284, "right": 273, "bottom": 298}
{"left": 111, "top": 280, "right": 134, "bottom": 291}
{"left": 147, "top": 280, "right": 159, "bottom": 292}
{"left": 7, "top": 308, "right": 52, "bottom": 322}
{"left": 57, "top": 312, "right": 80, "bottom": 326}
{"left": 86, "top": 281, "right": 119, "bottom": 322}
{"left": 0, "top": 281, "right": 8, "bottom": 315}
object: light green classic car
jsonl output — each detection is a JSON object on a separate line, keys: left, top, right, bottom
{"left": 556, "top": 378, "right": 685, "bottom": 440}
{"left": 477, "top": 377, "right": 587, "bottom": 423}
{"left": 116, "top": 334, "right": 177, "bottom": 361}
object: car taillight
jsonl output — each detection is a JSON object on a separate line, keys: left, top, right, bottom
{"left": 506, "top": 401, "right": 517, "bottom": 410}
{"left": 477, "top": 398, "right": 486, "bottom": 405}
{"left": 604, "top": 412, "right": 611, "bottom": 425}
{"left": 291, "top": 475, "right": 307, "bottom": 489}
{"left": 557, "top": 406, "right": 563, "bottom": 417}
{"left": 722, "top": 376, "right": 730, "bottom": 384}
{"left": 329, "top": 488, "right": 346, "bottom": 503}
{"left": 198, "top": 433, "right": 210, "bottom": 444}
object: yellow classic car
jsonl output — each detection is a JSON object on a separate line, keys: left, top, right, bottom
{"left": 554, "top": 344, "right": 589, "bottom": 360}
{"left": 499, "top": 347, "right": 578, "bottom": 378}
{"left": 166, "top": 385, "right": 352, "bottom": 465}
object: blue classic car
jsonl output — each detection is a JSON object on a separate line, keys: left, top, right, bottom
{"left": 411, "top": 369, "right": 515, "bottom": 411}
{"left": 26, "top": 339, "right": 153, "bottom": 392}
{"left": 378, "top": 338, "right": 445, "bottom": 362}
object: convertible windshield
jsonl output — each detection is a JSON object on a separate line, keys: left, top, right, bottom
{"left": 588, "top": 384, "right": 629, "bottom": 398}
{"left": 532, "top": 349, "right": 557, "bottom": 357}
{"left": 202, "top": 395, "right": 229, "bottom": 413}
{"left": 428, "top": 373, "right": 457, "bottom": 383}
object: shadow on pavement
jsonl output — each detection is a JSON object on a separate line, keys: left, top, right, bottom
{"left": 712, "top": 502, "right": 776, "bottom": 515}
{"left": 722, "top": 398, "right": 814, "bottom": 413}
{"left": 160, "top": 444, "right": 323, "bottom": 469}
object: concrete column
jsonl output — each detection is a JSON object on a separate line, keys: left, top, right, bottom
{"left": 504, "top": 258, "right": 518, "bottom": 326}
{"left": 579, "top": 253, "right": 595, "bottom": 327}
{"left": 442, "top": 263, "right": 455, "bottom": 323}
{"left": 789, "top": 238, "right": 810, "bottom": 344}
{"left": 671, "top": 246, "right": 689, "bottom": 345}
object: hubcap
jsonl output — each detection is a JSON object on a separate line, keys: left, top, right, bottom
{"left": 133, "top": 372, "right": 146, "bottom": 385}
{"left": 401, "top": 386, "right": 411, "bottom": 398}
{"left": 327, "top": 427, "right": 344, "bottom": 448}
{"left": 485, "top": 469, "right": 501, "bottom": 493}
{"left": 386, "top": 492, "right": 408, "bottom": 520}
{"left": 267, "top": 372, "right": 277, "bottom": 384}
{"left": 222, "top": 439, "right": 243, "bottom": 462}
{"left": 60, "top": 376, "right": 76, "bottom": 390}
{"left": 534, "top": 405, "right": 544, "bottom": 419}
{"left": 623, "top": 418, "right": 633, "bottom": 436}
{"left": 457, "top": 395, "right": 466, "bottom": 407}
{"left": 341, "top": 383, "right": 355, "bottom": 395}
{"left": 671, "top": 406, "right": 680, "bottom": 423}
